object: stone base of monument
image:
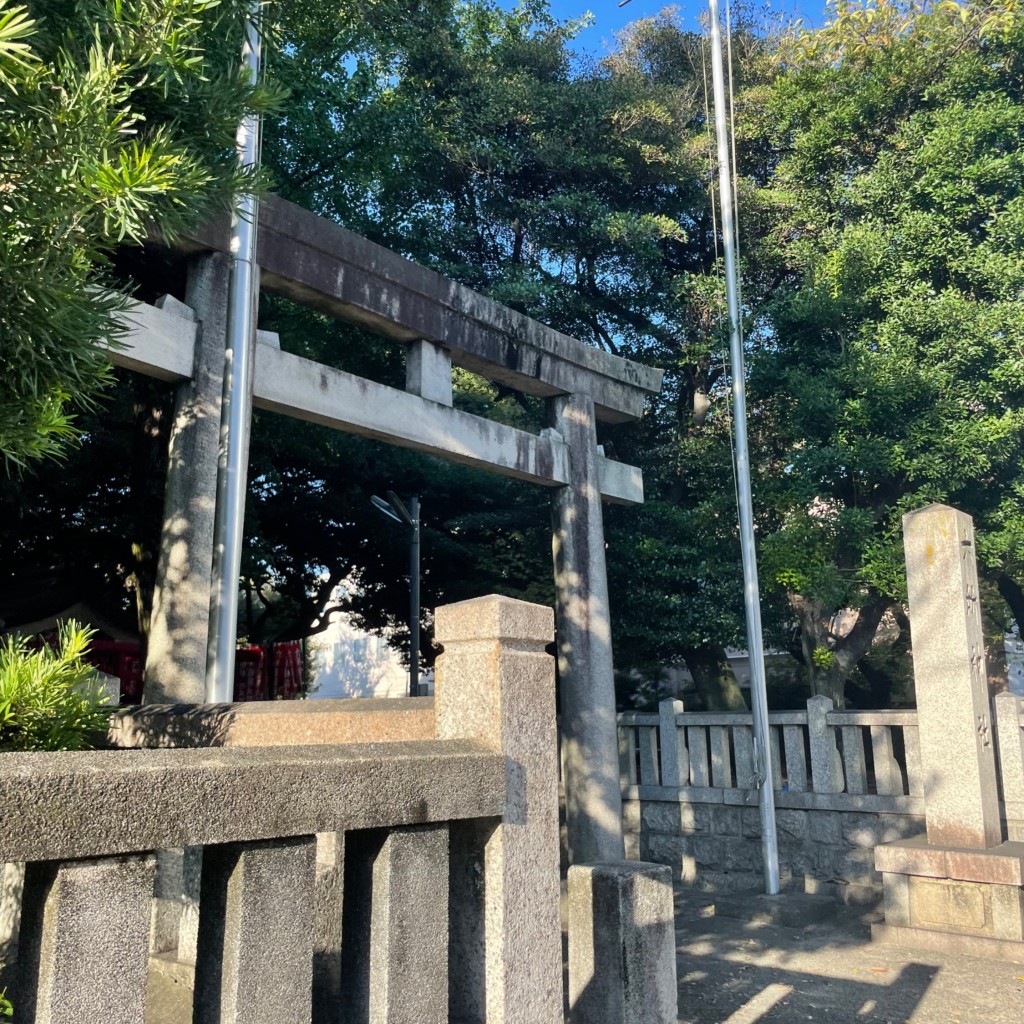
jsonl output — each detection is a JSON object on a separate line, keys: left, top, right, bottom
{"left": 873, "top": 835, "right": 1024, "bottom": 963}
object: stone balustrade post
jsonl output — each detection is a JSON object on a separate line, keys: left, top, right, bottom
{"left": 995, "top": 693, "right": 1024, "bottom": 842}
{"left": 15, "top": 854, "right": 156, "bottom": 1024}
{"left": 194, "top": 836, "right": 316, "bottom": 1024}
{"left": 807, "top": 695, "right": 843, "bottom": 794}
{"left": 434, "top": 595, "right": 563, "bottom": 1024}
{"left": 568, "top": 862, "right": 677, "bottom": 1024}
{"left": 0, "top": 861, "right": 24, "bottom": 961}
{"left": 658, "top": 699, "right": 687, "bottom": 788}
{"left": 341, "top": 825, "right": 449, "bottom": 1024}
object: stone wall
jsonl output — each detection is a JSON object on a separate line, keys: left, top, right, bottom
{"left": 625, "top": 795, "right": 924, "bottom": 906}
{"left": 618, "top": 685, "right": 1024, "bottom": 910}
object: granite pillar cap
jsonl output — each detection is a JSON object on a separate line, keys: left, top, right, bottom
{"left": 434, "top": 594, "right": 554, "bottom": 647}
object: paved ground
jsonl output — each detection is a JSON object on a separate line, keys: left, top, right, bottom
{"left": 12, "top": 888, "right": 1024, "bottom": 1022}
{"left": 674, "top": 892, "right": 1024, "bottom": 1024}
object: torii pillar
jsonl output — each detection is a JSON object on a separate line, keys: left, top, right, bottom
{"left": 550, "top": 393, "right": 625, "bottom": 864}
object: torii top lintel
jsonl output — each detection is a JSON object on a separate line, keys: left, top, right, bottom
{"left": 181, "top": 195, "right": 663, "bottom": 424}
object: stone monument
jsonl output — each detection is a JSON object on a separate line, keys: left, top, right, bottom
{"left": 873, "top": 504, "right": 1024, "bottom": 961}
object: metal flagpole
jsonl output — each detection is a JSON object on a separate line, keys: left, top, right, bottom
{"left": 206, "top": 7, "right": 263, "bottom": 703}
{"left": 707, "top": 0, "right": 780, "bottom": 894}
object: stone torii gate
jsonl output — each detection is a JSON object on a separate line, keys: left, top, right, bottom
{"left": 110, "top": 195, "right": 663, "bottom": 865}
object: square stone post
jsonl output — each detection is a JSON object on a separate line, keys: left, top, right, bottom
{"left": 995, "top": 693, "right": 1024, "bottom": 841}
{"left": 312, "top": 832, "right": 344, "bottom": 1024}
{"left": 903, "top": 503, "right": 1001, "bottom": 849}
{"left": 0, "top": 861, "right": 24, "bottom": 961}
{"left": 406, "top": 339, "right": 453, "bottom": 406}
{"left": 568, "top": 862, "right": 677, "bottom": 1024}
{"left": 15, "top": 854, "right": 156, "bottom": 1024}
{"left": 658, "top": 699, "right": 687, "bottom": 787}
{"left": 194, "top": 836, "right": 316, "bottom": 1024}
{"left": 146, "top": 254, "right": 230, "bottom": 703}
{"left": 549, "top": 393, "right": 625, "bottom": 864}
{"left": 435, "top": 595, "right": 563, "bottom": 1024}
{"left": 807, "top": 695, "right": 843, "bottom": 795}
{"left": 340, "top": 825, "right": 449, "bottom": 1024}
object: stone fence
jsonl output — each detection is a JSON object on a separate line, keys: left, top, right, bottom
{"left": 0, "top": 595, "right": 565, "bottom": 1024}
{"left": 619, "top": 692, "right": 1024, "bottom": 903}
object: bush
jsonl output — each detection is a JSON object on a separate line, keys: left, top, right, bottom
{"left": 0, "top": 621, "right": 115, "bottom": 751}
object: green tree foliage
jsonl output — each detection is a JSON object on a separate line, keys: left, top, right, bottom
{"left": 748, "top": 0, "right": 1024, "bottom": 702}
{"left": 254, "top": 3, "right": 765, "bottom": 701}
{"left": 0, "top": 0, "right": 273, "bottom": 470}
{"left": 0, "top": 621, "right": 113, "bottom": 751}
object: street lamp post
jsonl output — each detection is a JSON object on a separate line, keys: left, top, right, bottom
{"left": 371, "top": 492, "right": 421, "bottom": 697}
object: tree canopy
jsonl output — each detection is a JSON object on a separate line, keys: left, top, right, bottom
{"left": 746, "top": 0, "right": 1024, "bottom": 701}
{"left": 0, "top": 0, "right": 273, "bottom": 470}
{"left": 3, "top": 0, "right": 1023, "bottom": 709}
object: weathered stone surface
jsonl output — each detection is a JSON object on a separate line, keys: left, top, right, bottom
{"left": 658, "top": 699, "right": 687, "bottom": 787}
{"left": 775, "top": 810, "right": 809, "bottom": 842}
{"left": 551, "top": 394, "right": 624, "bottom": 865}
{"left": 643, "top": 832, "right": 692, "bottom": 872}
{"left": 723, "top": 838, "right": 761, "bottom": 873}
{"left": 195, "top": 837, "right": 316, "bottom": 1024}
{"left": 106, "top": 294, "right": 198, "bottom": 382}
{"left": 808, "top": 696, "right": 844, "bottom": 794}
{"left": 642, "top": 802, "right": 683, "bottom": 834}
{"left": 833, "top": 847, "right": 880, "bottom": 888}
{"left": 808, "top": 810, "right": 842, "bottom": 846}
{"left": 568, "top": 862, "right": 677, "bottom": 1024}
{"left": 692, "top": 837, "right": 724, "bottom": 868}
{"left": 183, "top": 195, "right": 663, "bottom": 424}
{"left": 406, "top": 339, "right": 453, "bottom": 406}
{"left": 679, "top": 802, "right": 713, "bottom": 834}
{"left": 872, "top": 920, "right": 1024, "bottom": 963}
{"left": 882, "top": 871, "right": 911, "bottom": 926}
{"left": 0, "top": 741, "right": 504, "bottom": 863}
{"left": 624, "top": 832, "right": 642, "bottom": 862}
{"left": 16, "top": 854, "right": 155, "bottom": 1024}
{"left": 435, "top": 594, "right": 562, "bottom": 1024}
{"left": 875, "top": 836, "right": 1024, "bottom": 885}
{"left": 995, "top": 692, "right": 1024, "bottom": 831}
{"left": 110, "top": 697, "right": 435, "bottom": 749}
{"left": 990, "top": 884, "right": 1024, "bottom": 941}
{"left": 741, "top": 807, "right": 762, "bottom": 838}
{"left": 622, "top": 800, "right": 642, "bottom": 833}
{"left": 842, "top": 813, "right": 886, "bottom": 848}
{"left": 341, "top": 826, "right": 448, "bottom": 1024}
{"left": 0, "top": 862, "right": 23, "bottom": 960}
{"left": 151, "top": 846, "right": 202, "bottom": 965}
{"left": 710, "top": 806, "right": 742, "bottom": 837}
{"left": 909, "top": 876, "right": 987, "bottom": 931}
{"left": 840, "top": 811, "right": 922, "bottom": 849}
{"left": 903, "top": 504, "right": 1001, "bottom": 849}
{"left": 145, "top": 255, "right": 229, "bottom": 703}
{"left": 312, "top": 833, "right": 344, "bottom": 1024}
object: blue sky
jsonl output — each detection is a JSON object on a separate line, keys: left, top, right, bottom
{"left": 527, "top": 1, "right": 833, "bottom": 56}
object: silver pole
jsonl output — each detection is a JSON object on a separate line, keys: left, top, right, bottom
{"left": 409, "top": 496, "right": 421, "bottom": 698}
{"left": 206, "top": 10, "right": 262, "bottom": 703}
{"left": 707, "top": 0, "right": 780, "bottom": 894}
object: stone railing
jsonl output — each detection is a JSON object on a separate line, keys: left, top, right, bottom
{"left": 618, "top": 691, "right": 1024, "bottom": 901}
{"left": 619, "top": 698, "right": 923, "bottom": 803}
{"left": 0, "top": 595, "right": 564, "bottom": 1024}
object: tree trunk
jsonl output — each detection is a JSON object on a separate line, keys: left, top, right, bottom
{"left": 682, "top": 644, "right": 748, "bottom": 711}
{"left": 788, "top": 590, "right": 890, "bottom": 707}
{"left": 997, "top": 573, "right": 1024, "bottom": 630}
